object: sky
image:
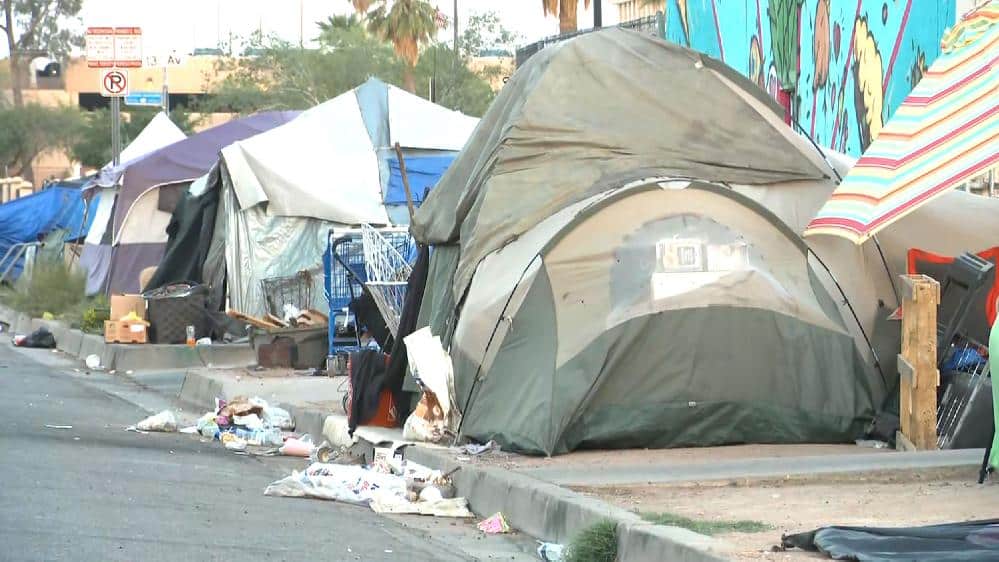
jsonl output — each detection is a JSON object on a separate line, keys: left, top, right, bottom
{"left": 73, "top": 0, "right": 620, "bottom": 59}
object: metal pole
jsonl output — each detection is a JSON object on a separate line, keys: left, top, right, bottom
{"left": 393, "top": 142, "right": 416, "bottom": 222}
{"left": 990, "top": 169, "right": 995, "bottom": 198}
{"left": 161, "top": 65, "right": 169, "bottom": 115}
{"left": 299, "top": 0, "right": 304, "bottom": 48}
{"left": 453, "top": 0, "right": 459, "bottom": 54}
{"left": 111, "top": 95, "right": 122, "bottom": 167}
{"left": 594, "top": 0, "right": 602, "bottom": 28}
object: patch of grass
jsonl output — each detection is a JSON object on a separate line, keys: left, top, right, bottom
{"left": 642, "top": 512, "right": 772, "bottom": 536}
{"left": 565, "top": 520, "right": 617, "bottom": 562}
{"left": 3, "top": 260, "right": 86, "bottom": 318}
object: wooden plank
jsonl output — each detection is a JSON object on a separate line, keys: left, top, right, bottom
{"left": 226, "top": 308, "right": 280, "bottom": 330}
{"left": 897, "top": 274, "right": 940, "bottom": 450}
{"left": 305, "top": 308, "right": 328, "bottom": 323}
{"left": 264, "top": 313, "right": 289, "bottom": 328}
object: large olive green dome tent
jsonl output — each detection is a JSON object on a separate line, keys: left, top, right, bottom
{"left": 410, "top": 28, "right": 882, "bottom": 455}
{"left": 449, "top": 180, "right": 875, "bottom": 454}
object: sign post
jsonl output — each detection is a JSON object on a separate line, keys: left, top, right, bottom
{"left": 86, "top": 27, "right": 142, "bottom": 169}
{"left": 100, "top": 69, "right": 129, "bottom": 166}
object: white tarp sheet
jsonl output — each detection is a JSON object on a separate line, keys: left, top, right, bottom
{"left": 84, "top": 189, "right": 115, "bottom": 245}
{"left": 387, "top": 86, "right": 479, "bottom": 151}
{"left": 222, "top": 92, "right": 388, "bottom": 225}
{"left": 221, "top": 180, "right": 335, "bottom": 317}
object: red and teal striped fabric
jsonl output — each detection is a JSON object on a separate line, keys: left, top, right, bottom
{"left": 805, "top": 1, "right": 999, "bottom": 243}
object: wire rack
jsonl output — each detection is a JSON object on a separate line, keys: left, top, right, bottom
{"left": 260, "top": 270, "right": 314, "bottom": 317}
{"left": 361, "top": 223, "right": 413, "bottom": 339}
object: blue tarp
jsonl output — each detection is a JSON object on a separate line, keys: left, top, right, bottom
{"left": 386, "top": 155, "right": 456, "bottom": 206}
{"left": 0, "top": 182, "right": 95, "bottom": 279}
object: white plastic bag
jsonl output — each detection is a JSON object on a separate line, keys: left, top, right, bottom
{"left": 233, "top": 413, "right": 263, "bottom": 430}
{"left": 264, "top": 463, "right": 406, "bottom": 505}
{"left": 133, "top": 410, "right": 177, "bottom": 432}
{"left": 262, "top": 406, "right": 295, "bottom": 430}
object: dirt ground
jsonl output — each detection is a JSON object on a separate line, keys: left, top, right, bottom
{"left": 575, "top": 467, "right": 999, "bottom": 561}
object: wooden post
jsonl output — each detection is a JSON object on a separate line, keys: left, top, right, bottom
{"left": 897, "top": 274, "right": 941, "bottom": 451}
{"left": 393, "top": 142, "right": 416, "bottom": 223}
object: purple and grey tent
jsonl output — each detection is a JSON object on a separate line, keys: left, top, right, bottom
{"left": 107, "top": 111, "right": 299, "bottom": 294}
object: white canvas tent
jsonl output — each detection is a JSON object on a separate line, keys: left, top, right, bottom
{"left": 209, "top": 78, "right": 478, "bottom": 316}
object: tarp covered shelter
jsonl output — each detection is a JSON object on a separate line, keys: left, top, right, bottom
{"left": 0, "top": 180, "right": 94, "bottom": 280}
{"left": 79, "top": 112, "right": 187, "bottom": 295}
{"left": 410, "top": 28, "right": 899, "bottom": 455}
{"left": 221, "top": 77, "right": 476, "bottom": 226}
{"left": 108, "top": 111, "right": 299, "bottom": 294}
{"left": 189, "top": 79, "right": 476, "bottom": 317}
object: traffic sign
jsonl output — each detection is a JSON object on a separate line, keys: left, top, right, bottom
{"left": 85, "top": 27, "right": 114, "bottom": 68}
{"left": 124, "top": 92, "right": 163, "bottom": 107}
{"left": 100, "top": 69, "right": 129, "bottom": 97}
{"left": 85, "top": 26, "right": 142, "bottom": 68}
{"left": 114, "top": 27, "right": 142, "bottom": 68}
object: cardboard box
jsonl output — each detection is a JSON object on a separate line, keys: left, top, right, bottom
{"left": 110, "top": 294, "right": 146, "bottom": 321}
{"left": 104, "top": 319, "right": 149, "bottom": 344}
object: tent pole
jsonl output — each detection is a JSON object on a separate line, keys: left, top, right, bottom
{"left": 393, "top": 143, "right": 416, "bottom": 222}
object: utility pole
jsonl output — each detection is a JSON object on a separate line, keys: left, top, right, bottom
{"left": 299, "top": 0, "right": 304, "bottom": 48}
{"left": 594, "top": 0, "right": 602, "bottom": 28}
{"left": 453, "top": 0, "right": 459, "bottom": 54}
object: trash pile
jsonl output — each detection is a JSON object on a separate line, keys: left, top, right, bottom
{"left": 185, "top": 396, "right": 300, "bottom": 454}
{"left": 265, "top": 444, "right": 473, "bottom": 518}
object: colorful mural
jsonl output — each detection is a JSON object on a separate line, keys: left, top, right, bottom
{"left": 662, "top": 0, "right": 957, "bottom": 156}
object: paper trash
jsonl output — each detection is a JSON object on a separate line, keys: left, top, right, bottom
{"left": 131, "top": 410, "right": 177, "bottom": 432}
{"left": 477, "top": 512, "right": 510, "bottom": 534}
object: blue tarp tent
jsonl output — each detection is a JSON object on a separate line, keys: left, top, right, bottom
{"left": 386, "top": 155, "right": 456, "bottom": 206}
{"left": 0, "top": 180, "right": 95, "bottom": 280}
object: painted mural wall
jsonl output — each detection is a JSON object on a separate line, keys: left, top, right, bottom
{"left": 663, "top": 0, "right": 956, "bottom": 156}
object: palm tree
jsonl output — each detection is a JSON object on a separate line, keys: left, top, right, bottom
{"left": 543, "top": 0, "right": 592, "bottom": 34}
{"left": 348, "top": 0, "right": 374, "bottom": 13}
{"left": 366, "top": 0, "right": 437, "bottom": 93}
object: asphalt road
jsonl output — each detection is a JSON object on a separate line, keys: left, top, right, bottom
{"left": 0, "top": 344, "right": 479, "bottom": 562}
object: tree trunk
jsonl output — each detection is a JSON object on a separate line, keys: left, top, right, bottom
{"left": 3, "top": 1, "right": 22, "bottom": 107}
{"left": 559, "top": 0, "right": 577, "bottom": 33}
{"left": 403, "top": 64, "right": 416, "bottom": 93}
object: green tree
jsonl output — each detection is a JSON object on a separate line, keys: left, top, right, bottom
{"left": 201, "top": 28, "right": 402, "bottom": 113}
{"left": 459, "top": 11, "right": 520, "bottom": 58}
{"left": 70, "top": 107, "right": 198, "bottom": 170}
{"left": 203, "top": 11, "right": 500, "bottom": 117}
{"left": 0, "top": 0, "right": 83, "bottom": 107}
{"left": 543, "top": 0, "right": 591, "bottom": 34}
{"left": 365, "top": 0, "right": 438, "bottom": 93}
{"left": 0, "top": 103, "right": 81, "bottom": 179}
{"left": 415, "top": 44, "right": 494, "bottom": 116}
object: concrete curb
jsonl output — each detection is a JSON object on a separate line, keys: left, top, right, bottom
{"left": 0, "top": 304, "right": 254, "bottom": 372}
{"left": 402, "top": 446, "right": 731, "bottom": 562}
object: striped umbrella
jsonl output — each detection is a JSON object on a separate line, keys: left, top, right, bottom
{"left": 805, "top": 2, "right": 999, "bottom": 243}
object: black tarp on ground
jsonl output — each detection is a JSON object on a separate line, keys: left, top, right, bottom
{"left": 783, "top": 519, "right": 999, "bottom": 561}
{"left": 145, "top": 166, "right": 221, "bottom": 292}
